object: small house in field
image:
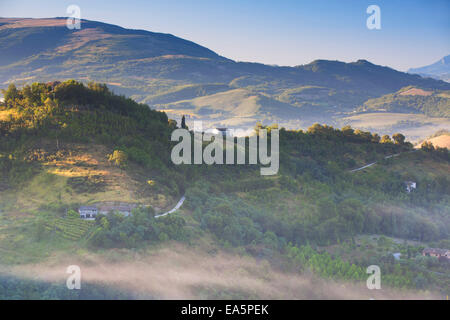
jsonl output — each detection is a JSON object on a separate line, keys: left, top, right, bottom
{"left": 422, "top": 248, "right": 450, "bottom": 260}
{"left": 404, "top": 181, "right": 416, "bottom": 193}
{"left": 78, "top": 206, "right": 98, "bottom": 220}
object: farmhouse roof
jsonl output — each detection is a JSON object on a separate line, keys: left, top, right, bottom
{"left": 79, "top": 206, "right": 98, "bottom": 211}
{"left": 423, "top": 248, "right": 449, "bottom": 255}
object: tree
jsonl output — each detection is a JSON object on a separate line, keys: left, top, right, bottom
{"left": 341, "top": 125, "right": 354, "bottom": 137}
{"left": 371, "top": 133, "right": 381, "bottom": 143}
{"left": 108, "top": 150, "right": 128, "bottom": 168}
{"left": 421, "top": 141, "right": 434, "bottom": 152}
{"left": 308, "top": 123, "right": 334, "bottom": 136}
{"left": 380, "top": 135, "right": 392, "bottom": 144}
{"left": 181, "top": 115, "right": 187, "bottom": 129}
{"left": 254, "top": 122, "right": 265, "bottom": 135}
{"left": 168, "top": 119, "right": 177, "bottom": 130}
{"left": 2, "top": 83, "right": 19, "bottom": 107}
{"left": 67, "top": 209, "right": 79, "bottom": 218}
{"left": 392, "top": 133, "right": 406, "bottom": 145}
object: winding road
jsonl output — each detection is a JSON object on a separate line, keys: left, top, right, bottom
{"left": 349, "top": 150, "right": 418, "bottom": 173}
{"left": 152, "top": 151, "right": 413, "bottom": 217}
{"left": 154, "top": 195, "right": 186, "bottom": 218}
{"left": 349, "top": 153, "right": 400, "bottom": 172}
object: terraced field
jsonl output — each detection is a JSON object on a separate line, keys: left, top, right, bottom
{"left": 44, "top": 217, "right": 95, "bottom": 241}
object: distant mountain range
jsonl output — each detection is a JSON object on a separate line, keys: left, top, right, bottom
{"left": 1, "top": 17, "right": 449, "bottom": 132}
{"left": 408, "top": 55, "right": 450, "bottom": 83}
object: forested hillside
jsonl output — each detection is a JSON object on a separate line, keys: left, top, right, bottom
{"left": 360, "top": 86, "right": 450, "bottom": 117}
{"left": 0, "top": 81, "right": 449, "bottom": 297}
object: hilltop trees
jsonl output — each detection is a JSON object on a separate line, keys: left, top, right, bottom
{"left": 380, "top": 135, "right": 393, "bottom": 144}
{"left": 305, "top": 124, "right": 390, "bottom": 147}
{"left": 421, "top": 141, "right": 435, "bottom": 152}
{"left": 0, "top": 80, "right": 173, "bottom": 163}
{"left": 1, "top": 84, "right": 19, "bottom": 107}
{"left": 392, "top": 133, "right": 406, "bottom": 145}
{"left": 168, "top": 119, "right": 177, "bottom": 130}
{"left": 341, "top": 125, "right": 354, "bottom": 137}
{"left": 371, "top": 133, "right": 381, "bottom": 143}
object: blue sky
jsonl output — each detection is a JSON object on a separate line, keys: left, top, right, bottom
{"left": 1, "top": 0, "right": 449, "bottom": 71}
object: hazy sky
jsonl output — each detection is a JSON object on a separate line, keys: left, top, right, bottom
{"left": 1, "top": 0, "right": 449, "bottom": 71}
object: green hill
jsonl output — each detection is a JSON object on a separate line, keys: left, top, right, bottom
{"left": 158, "top": 88, "right": 309, "bottom": 127}
{"left": 142, "top": 83, "right": 231, "bottom": 105}
{"left": 359, "top": 86, "right": 450, "bottom": 117}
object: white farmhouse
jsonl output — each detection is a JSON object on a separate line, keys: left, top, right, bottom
{"left": 404, "top": 181, "right": 416, "bottom": 193}
{"left": 78, "top": 206, "right": 98, "bottom": 220}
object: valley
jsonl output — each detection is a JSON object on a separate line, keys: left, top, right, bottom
{"left": 0, "top": 14, "right": 449, "bottom": 301}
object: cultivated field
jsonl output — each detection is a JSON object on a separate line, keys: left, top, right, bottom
{"left": 341, "top": 113, "right": 450, "bottom": 142}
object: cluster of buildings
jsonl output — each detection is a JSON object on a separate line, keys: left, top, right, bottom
{"left": 78, "top": 202, "right": 138, "bottom": 220}
{"left": 422, "top": 248, "right": 450, "bottom": 261}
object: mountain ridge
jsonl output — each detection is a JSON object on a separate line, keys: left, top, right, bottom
{"left": 408, "top": 54, "right": 450, "bottom": 82}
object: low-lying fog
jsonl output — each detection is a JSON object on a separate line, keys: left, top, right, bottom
{"left": 2, "top": 244, "right": 439, "bottom": 300}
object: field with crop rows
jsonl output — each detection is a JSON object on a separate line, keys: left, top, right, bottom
{"left": 45, "top": 217, "right": 95, "bottom": 241}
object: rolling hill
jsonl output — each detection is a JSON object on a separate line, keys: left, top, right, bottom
{"left": 416, "top": 130, "right": 450, "bottom": 149}
{"left": 358, "top": 86, "right": 450, "bottom": 117}
{"left": 1, "top": 17, "right": 450, "bottom": 135}
{"left": 420, "top": 135, "right": 450, "bottom": 149}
